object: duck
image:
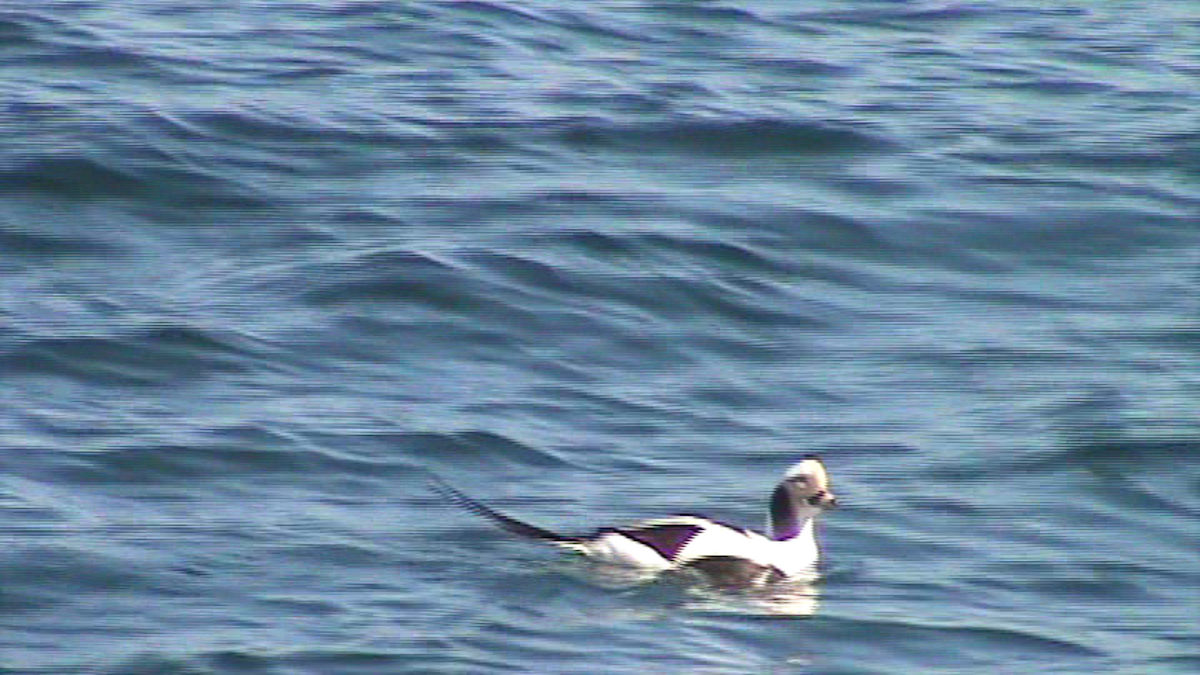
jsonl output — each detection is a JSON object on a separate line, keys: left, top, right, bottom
{"left": 431, "top": 455, "right": 837, "bottom": 587}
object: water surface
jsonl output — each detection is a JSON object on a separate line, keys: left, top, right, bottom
{"left": 1, "top": 1, "right": 1198, "bottom": 673}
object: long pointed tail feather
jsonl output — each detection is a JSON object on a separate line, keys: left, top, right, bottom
{"left": 429, "top": 477, "right": 579, "bottom": 545}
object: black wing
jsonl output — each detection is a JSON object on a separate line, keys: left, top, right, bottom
{"left": 606, "top": 523, "right": 704, "bottom": 561}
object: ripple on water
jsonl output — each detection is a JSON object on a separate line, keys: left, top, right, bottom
{"left": 2, "top": 326, "right": 255, "bottom": 387}
{"left": 0, "top": 221, "right": 121, "bottom": 256}
{"left": 558, "top": 117, "right": 893, "bottom": 157}
{"left": 806, "top": 615, "right": 1105, "bottom": 674}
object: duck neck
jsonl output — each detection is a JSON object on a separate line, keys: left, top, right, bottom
{"left": 768, "top": 484, "right": 813, "bottom": 541}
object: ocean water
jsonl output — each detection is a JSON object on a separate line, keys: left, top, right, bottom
{"left": 1, "top": 1, "right": 1198, "bottom": 673}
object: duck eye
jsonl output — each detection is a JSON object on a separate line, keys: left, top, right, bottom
{"left": 806, "top": 490, "right": 826, "bottom": 505}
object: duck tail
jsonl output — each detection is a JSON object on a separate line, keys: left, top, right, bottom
{"left": 429, "top": 477, "right": 580, "bottom": 545}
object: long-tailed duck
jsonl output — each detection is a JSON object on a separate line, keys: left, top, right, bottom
{"left": 432, "top": 455, "right": 837, "bottom": 587}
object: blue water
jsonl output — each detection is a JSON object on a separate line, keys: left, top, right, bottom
{"left": 2, "top": 1, "right": 1198, "bottom": 673}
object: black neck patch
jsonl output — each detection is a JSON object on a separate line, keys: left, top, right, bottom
{"left": 770, "top": 484, "right": 800, "bottom": 541}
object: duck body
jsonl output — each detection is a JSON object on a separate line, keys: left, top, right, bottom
{"left": 433, "top": 455, "right": 837, "bottom": 588}
{"left": 570, "top": 514, "right": 818, "bottom": 584}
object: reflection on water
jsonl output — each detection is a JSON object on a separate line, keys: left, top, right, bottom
{"left": 681, "top": 580, "right": 820, "bottom": 617}
{"left": 559, "top": 559, "right": 821, "bottom": 617}
{"left": 560, "top": 559, "right": 665, "bottom": 589}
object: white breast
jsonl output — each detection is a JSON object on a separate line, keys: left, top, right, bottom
{"left": 679, "top": 520, "right": 818, "bottom": 578}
